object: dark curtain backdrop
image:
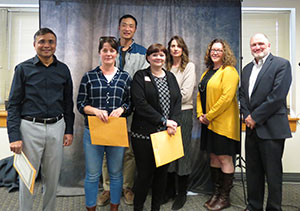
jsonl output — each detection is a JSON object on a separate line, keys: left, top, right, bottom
{"left": 40, "top": 0, "right": 241, "bottom": 196}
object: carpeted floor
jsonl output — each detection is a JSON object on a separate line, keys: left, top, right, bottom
{"left": 1, "top": 181, "right": 299, "bottom": 211}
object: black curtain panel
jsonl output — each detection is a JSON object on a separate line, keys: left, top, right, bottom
{"left": 40, "top": 0, "right": 241, "bottom": 196}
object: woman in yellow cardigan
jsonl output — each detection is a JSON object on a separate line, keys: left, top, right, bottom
{"left": 197, "top": 39, "right": 240, "bottom": 210}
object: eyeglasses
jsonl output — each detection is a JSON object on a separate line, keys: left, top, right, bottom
{"left": 99, "top": 36, "right": 118, "bottom": 42}
{"left": 210, "top": 49, "right": 223, "bottom": 54}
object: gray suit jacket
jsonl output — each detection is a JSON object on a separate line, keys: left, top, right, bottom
{"left": 240, "top": 53, "right": 292, "bottom": 139}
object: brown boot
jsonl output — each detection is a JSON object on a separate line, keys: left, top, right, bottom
{"left": 86, "top": 206, "right": 96, "bottom": 211}
{"left": 204, "top": 167, "right": 222, "bottom": 208}
{"left": 97, "top": 190, "right": 110, "bottom": 206}
{"left": 208, "top": 172, "right": 234, "bottom": 211}
{"left": 110, "top": 203, "right": 119, "bottom": 211}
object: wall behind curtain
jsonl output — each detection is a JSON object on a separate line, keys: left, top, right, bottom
{"left": 40, "top": 0, "right": 240, "bottom": 195}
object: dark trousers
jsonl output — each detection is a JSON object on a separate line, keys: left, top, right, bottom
{"left": 132, "top": 137, "right": 169, "bottom": 211}
{"left": 245, "top": 128, "right": 285, "bottom": 211}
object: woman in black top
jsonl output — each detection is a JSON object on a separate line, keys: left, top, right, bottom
{"left": 130, "top": 43, "right": 181, "bottom": 211}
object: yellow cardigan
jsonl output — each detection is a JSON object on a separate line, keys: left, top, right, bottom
{"left": 197, "top": 65, "right": 240, "bottom": 141}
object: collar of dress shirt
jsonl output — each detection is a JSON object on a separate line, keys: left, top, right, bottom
{"left": 252, "top": 52, "right": 270, "bottom": 68}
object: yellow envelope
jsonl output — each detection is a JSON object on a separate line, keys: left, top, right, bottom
{"left": 150, "top": 126, "right": 184, "bottom": 167}
{"left": 88, "top": 116, "right": 129, "bottom": 147}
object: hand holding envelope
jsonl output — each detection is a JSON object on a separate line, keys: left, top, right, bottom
{"left": 93, "top": 109, "right": 108, "bottom": 122}
{"left": 88, "top": 116, "right": 129, "bottom": 147}
{"left": 150, "top": 126, "right": 184, "bottom": 167}
{"left": 166, "top": 119, "right": 178, "bottom": 136}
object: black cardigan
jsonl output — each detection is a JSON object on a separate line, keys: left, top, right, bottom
{"left": 131, "top": 67, "right": 182, "bottom": 136}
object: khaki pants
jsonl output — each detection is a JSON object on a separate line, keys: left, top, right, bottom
{"left": 19, "top": 118, "right": 65, "bottom": 211}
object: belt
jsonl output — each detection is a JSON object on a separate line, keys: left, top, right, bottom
{"left": 23, "top": 114, "right": 63, "bottom": 124}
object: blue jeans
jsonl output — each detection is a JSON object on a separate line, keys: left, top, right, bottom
{"left": 83, "top": 128, "right": 125, "bottom": 207}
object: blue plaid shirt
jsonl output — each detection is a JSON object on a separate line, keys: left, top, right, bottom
{"left": 77, "top": 66, "right": 131, "bottom": 126}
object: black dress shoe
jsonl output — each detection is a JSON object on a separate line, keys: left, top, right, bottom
{"left": 171, "top": 195, "right": 187, "bottom": 210}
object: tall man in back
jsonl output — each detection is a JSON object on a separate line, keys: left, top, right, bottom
{"left": 240, "top": 33, "right": 292, "bottom": 211}
{"left": 98, "top": 14, "right": 148, "bottom": 206}
{"left": 7, "top": 28, "right": 75, "bottom": 211}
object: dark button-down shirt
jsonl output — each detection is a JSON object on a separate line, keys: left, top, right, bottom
{"left": 77, "top": 66, "right": 131, "bottom": 127}
{"left": 7, "top": 55, "right": 75, "bottom": 142}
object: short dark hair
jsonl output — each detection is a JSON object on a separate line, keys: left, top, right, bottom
{"left": 119, "top": 14, "right": 137, "bottom": 27}
{"left": 98, "top": 36, "right": 118, "bottom": 53}
{"left": 34, "top": 28, "right": 56, "bottom": 42}
{"left": 146, "top": 43, "right": 167, "bottom": 62}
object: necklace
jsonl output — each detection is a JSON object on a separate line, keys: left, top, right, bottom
{"left": 151, "top": 70, "right": 165, "bottom": 78}
{"left": 198, "top": 69, "right": 217, "bottom": 93}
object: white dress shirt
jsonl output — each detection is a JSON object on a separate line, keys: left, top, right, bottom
{"left": 248, "top": 53, "right": 270, "bottom": 99}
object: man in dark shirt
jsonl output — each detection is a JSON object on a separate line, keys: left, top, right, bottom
{"left": 7, "top": 28, "right": 74, "bottom": 211}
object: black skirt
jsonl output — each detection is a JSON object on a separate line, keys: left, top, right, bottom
{"left": 168, "top": 109, "right": 193, "bottom": 175}
{"left": 200, "top": 125, "right": 240, "bottom": 156}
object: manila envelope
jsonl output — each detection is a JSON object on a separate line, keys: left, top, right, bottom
{"left": 150, "top": 126, "right": 184, "bottom": 167}
{"left": 88, "top": 116, "right": 129, "bottom": 147}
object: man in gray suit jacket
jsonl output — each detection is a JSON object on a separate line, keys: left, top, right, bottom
{"left": 240, "top": 33, "right": 292, "bottom": 211}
